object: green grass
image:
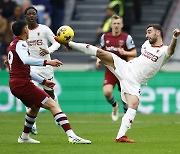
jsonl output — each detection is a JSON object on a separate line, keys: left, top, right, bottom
{"left": 0, "top": 113, "right": 180, "bottom": 154}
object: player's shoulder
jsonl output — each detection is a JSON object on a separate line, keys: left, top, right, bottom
{"left": 17, "top": 40, "right": 28, "bottom": 48}
{"left": 104, "top": 32, "right": 112, "bottom": 37}
{"left": 38, "top": 24, "right": 51, "bottom": 30}
{"left": 120, "top": 32, "right": 129, "bottom": 37}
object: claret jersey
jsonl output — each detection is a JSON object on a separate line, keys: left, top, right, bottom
{"left": 100, "top": 32, "right": 135, "bottom": 60}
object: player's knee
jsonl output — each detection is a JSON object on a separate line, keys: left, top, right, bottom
{"left": 104, "top": 90, "right": 112, "bottom": 98}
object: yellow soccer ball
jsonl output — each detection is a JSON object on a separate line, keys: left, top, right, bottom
{"left": 56, "top": 25, "right": 74, "bottom": 43}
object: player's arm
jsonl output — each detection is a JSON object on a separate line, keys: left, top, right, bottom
{"left": 119, "top": 35, "right": 137, "bottom": 61}
{"left": 167, "top": 28, "right": 180, "bottom": 56}
{"left": 16, "top": 41, "right": 63, "bottom": 67}
{"left": 30, "top": 71, "right": 55, "bottom": 89}
{"left": 39, "top": 26, "right": 60, "bottom": 56}
{"left": 46, "top": 26, "right": 60, "bottom": 54}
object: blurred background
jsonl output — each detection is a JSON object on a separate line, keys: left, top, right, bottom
{"left": 0, "top": 0, "right": 180, "bottom": 114}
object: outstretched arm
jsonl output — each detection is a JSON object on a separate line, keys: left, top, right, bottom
{"left": 167, "top": 28, "right": 180, "bottom": 56}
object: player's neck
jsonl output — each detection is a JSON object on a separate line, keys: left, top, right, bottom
{"left": 152, "top": 39, "right": 163, "bottom": 47}
{"left": 28, "top": 23, "right": 38, "bottom": 30}
{"left": 18, "top": 34, "right": 27, "bottom": 40}
{"left": 112, "top": 31, "right": 121, "bottom": 36}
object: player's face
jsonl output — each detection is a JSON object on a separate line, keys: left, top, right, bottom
{"left": 146, "top": 27, "right": 158, "bottom": 44}
{"left": 25, "top": 9, "right": 38, "bottom": 25}
{"left": 111, "top": 19, "right": 123, "bottom": 33}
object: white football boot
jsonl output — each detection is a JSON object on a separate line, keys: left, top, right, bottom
{"left": 68, "top": 136, "right": 91, "bottom": 144}
{"left": 18, "top": 136, "right": 40, "bottom": 143}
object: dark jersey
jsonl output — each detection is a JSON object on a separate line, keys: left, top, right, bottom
{"left": 100, "top": 32, "right": 135, "bottom": 61}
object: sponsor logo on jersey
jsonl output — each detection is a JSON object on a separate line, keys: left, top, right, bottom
{"left": 106, "top": 40, "right": 110, "bottom": 44}
{"left": 27, "top": 40, "right": 43, "bottom": 46}
{"left": 105, "top": 46, "right": 120, "bottom": 52}
{"left": 142, "top": 50, "right": 158, "bottom": 62}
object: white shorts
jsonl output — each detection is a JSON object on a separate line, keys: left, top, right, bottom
{"left": 105, "top": 53, "right": 141, "bottom": 104}
{"left": 31, "top": 65, "right": 54, "bottom": 90}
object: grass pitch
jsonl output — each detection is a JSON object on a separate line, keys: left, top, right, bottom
{"left": 0, "top": 113, "right": 180, "bottom": 154}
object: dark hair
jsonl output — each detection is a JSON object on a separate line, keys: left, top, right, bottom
{"left": 147, "top": 24, "right": 163, "bottom": 38}
{"left": 12, "top": 20, "right": 27, "bottom": 36}
{"left": 24, "top": 6, "right": 37, "bottom": 15}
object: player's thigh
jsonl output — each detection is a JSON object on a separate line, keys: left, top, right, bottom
{"left": 125, "top": 93, "right": 139, "bottom": 109}
{"left": 97, "top": 49, "right": 114, "bottom": 68}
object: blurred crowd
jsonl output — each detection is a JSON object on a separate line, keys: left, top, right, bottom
{"left": 95, "top": 0, "right": 142, "bottom": 45}
{"left": 0, "top": 0, "right": 77, "bottom": 69}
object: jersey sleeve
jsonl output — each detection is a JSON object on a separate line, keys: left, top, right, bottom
{"left": 16, "top": 41, "right": 45, "bottom": 66}
{"left": 100, "top": 34, "right": 105, "bottom": 47}
{"left": 30, "top": 71, "right": 44, "bottom": 83}
{"left": 45, "top": 26, "right": 60, "bottom": 53}
{"left": 126, "top": 35, "right": 135, "bottom": 50}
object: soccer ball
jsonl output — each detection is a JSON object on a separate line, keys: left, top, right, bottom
{"left": 56, "top": 25, "right": 74, "bottom": 43}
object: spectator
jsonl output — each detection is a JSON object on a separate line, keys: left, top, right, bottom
{"left": 63, "top": 0, "right": 76, "bottom": 25}
{"left": 49, "top": 0, "right": 65, "bottom": 34}
{"left": 31, "top": 0, "right": 52, "bottom": 26}
{"left": 0, "top": 0, "right": 17, "bottom": 18}
{"left": 0, "top": 10, "right": 8, "bottom": 69}
{"left": 95, "top": 7, "right": 114, "bottom": 45}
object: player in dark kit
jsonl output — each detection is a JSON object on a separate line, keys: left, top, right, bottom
{"left": 96, "top": 15, "right": 137, "bottom": 121}
{"left": 7, "top": 20, "right": 91, "bottom": 144}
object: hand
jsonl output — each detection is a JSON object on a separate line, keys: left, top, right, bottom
{"left": 119, "top": 48, "right": 126, "bottom": 55}
{"left": 54, "top": 36, "right": 61, "bottom": 43}
{"left": 39, "top": 47, "right": 49, "bottom": 56}
{"left": 43, "top": 80, "right": 55, "bottom": 89}
{"left": 3, "top": 59, "right": 9, "bottom": 68}
{"left": 46, "top": 59, "right": 63, "bottom": 67}
{"left": 173, "top": 29, "right": 180, "bottom": 37}
{"left": 96, "top": 58, "right": 102, "bottom": 69}
{"left": 54, "top": 36, "right": 72, "bottom": 50}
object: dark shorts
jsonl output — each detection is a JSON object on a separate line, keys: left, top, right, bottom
{"left": 103, "top": 67, "right": 121, "bottom": 91}
{"left": 10, "top": 79, "right": 50, "bottom": 108}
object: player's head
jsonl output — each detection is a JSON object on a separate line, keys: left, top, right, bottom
{"left": 146, "top": 24, "right": 163, "bottom": 44}
{"left": 24, "top": 6, "right": 38, "bottom": 25}
{"left": 12, "top": 20, "right": 28, "bottom": 37}
{"left": 111, "top": 15, "right": 123, "bottom": 34}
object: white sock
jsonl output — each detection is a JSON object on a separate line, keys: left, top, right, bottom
{"left": 66, "top": 130, "right": 76, "bottom": 137}
{"left": 69, "top": 41, "right": 98, "bottom": 56}
{"left": 21, "top": 132, "right": 29, "bottom": 139}
{"left": 116, "top": 108, "right": 136, "bottom": 139}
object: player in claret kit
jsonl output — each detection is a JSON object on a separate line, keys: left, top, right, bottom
{"left": 24, "top": 6, "right": 60, "bottom": 134}
{"left": 7, "top": 20, "right": 91, "bottom": 144}
{"left": 55, "top": 24, "right": 180, "bottom": 143}
{"left": 96, "top": 15, "right": 137, "bottom": 121}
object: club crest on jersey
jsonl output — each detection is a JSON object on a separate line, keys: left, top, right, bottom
{"left": 106, "top": 40, "right": 110, "bottom": 44}
{"left": 119, "top": 40, "right": 124, "bottom": 47}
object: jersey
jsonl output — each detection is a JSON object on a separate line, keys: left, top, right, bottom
{"left": 129, "top": 40, "right": 170, "bottom": 85}
{"left": 27, "top": 24, "right": 60, "bottom": 80}
{"left": 100, "top": 32, "right": 135, "bottom": 60}
{"left": 100, "top": 32, "right": 135, "bottom": 88}
{"left": 8, "top": 37, "right": 31, "bottom": 83}
{"left": 7, "top": 37, "right": 49, "bottom": 107}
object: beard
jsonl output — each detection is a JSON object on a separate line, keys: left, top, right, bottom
{"left": 149, "top": 37, "right": 157, "bottom": 44}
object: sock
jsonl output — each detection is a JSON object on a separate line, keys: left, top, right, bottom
{"left": 21, "top": 114, "right": 36, "bottom": 138}
{"left": 116, "top": 108, "right": 136, "bottom": 139}
{"left": 54, "top": 112, "right": 76, "bottom": 137}
{"left": 106, "top": 96, "right": 116, "bottom": 107}
{"left": 69, "top": 41, "right": 98, "bottom": 56}
{"left": 122, "top": 101, "right": 128, "bottom": 113}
